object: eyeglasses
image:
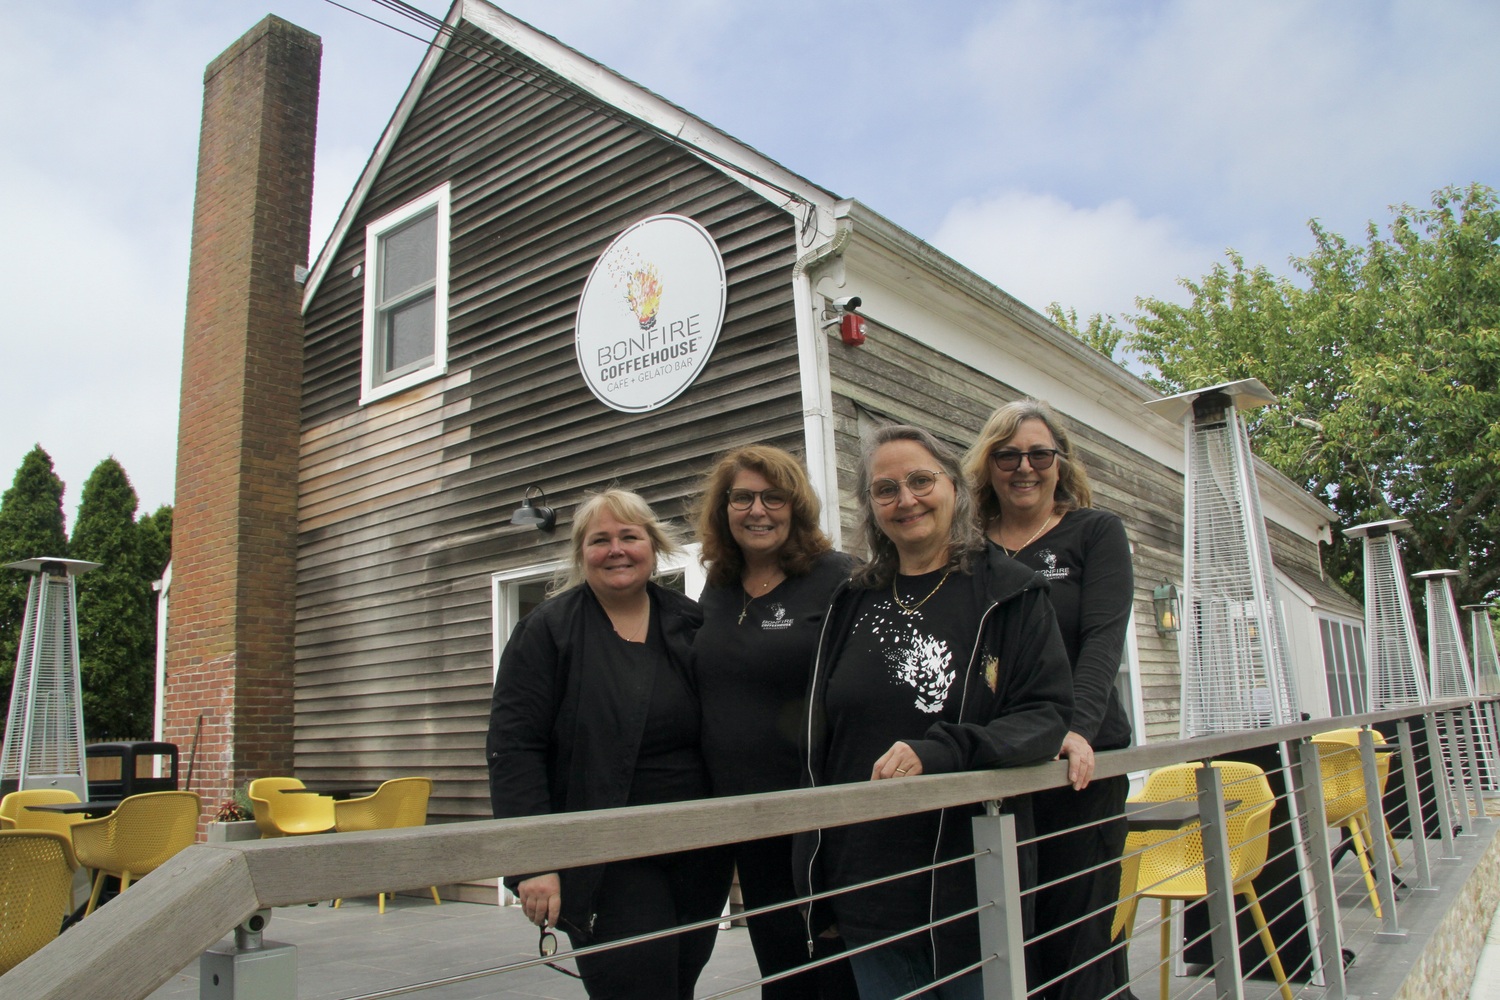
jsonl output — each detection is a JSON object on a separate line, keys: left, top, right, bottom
{"left": 539, "top": 924, "right": 582, "bottom": 979}
{"left": 727, "top": 488, "right": 790, "bottom": 510}
{"left": 869, "top": 470, "right": 945, "bottom": 505}
{"left": 989, "top": 448, "right": 1060, "bottom": 472}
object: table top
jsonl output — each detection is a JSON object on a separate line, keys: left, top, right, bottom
{"left": 1125, "top": 798, "right": 1242, "bottom": 831}
{"left": 282, "top": 787, "right": 375, "bottom": 801}
{"left": 27, "top": 799, "right": 122, "bottom": 817}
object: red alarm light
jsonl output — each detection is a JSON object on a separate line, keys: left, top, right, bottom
{"left": 840, "top": 312, "right": 866, "bottom": 346}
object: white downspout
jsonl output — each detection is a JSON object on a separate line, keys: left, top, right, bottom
{"left": 791, "top": 219, "right": 852, "bottom": 548}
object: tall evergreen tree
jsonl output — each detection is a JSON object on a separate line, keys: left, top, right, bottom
{"left": 71, "top": 458, "right": 154, "bottom": 740}
{"left": 0, "top": 446, "right": 68, "bottom": 712}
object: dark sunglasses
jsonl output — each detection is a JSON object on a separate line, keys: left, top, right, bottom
{"left": 989, "top": 448, "right": 1060, "bottom": 472}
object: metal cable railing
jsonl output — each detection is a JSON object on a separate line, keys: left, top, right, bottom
{"left": 7, "top": 696, "right": 1498, "bottom": 1000}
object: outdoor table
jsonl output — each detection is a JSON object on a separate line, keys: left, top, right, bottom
{"left": 1125, "top": 798, "right": 1241, "bottom": 832}
{"left": 27, "top": 799, "right": 122, "bottom": 818}
{"left": 283, "top": 787, "right": 375, "bottom": 801}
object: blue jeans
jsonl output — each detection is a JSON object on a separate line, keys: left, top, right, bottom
{"left": 847, "top": 939, "right": 984, "bottom": 1000}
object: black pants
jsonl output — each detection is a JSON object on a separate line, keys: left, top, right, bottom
{"left": 733, "top": 835, "right": 860, "bottom": 1000}
{"left": 570, "top": 846, "right": 734, "bottom": 1000}
{"left": 1027, "top": 774, "right": 1130, "bottom": 1000}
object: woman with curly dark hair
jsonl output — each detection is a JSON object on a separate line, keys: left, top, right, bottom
{"left": 692, "top": 444, "right": 857, "bottom": 999}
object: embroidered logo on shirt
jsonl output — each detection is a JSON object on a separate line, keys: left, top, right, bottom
{"left": 983, "top": 654, "right": 999, "bottom": 693}
{"left": 891, "top": 629, "right": 956, "bottom": 712}
{"left": 1035, "top": 549, "right": 1070, "bottom": 581}
{"left": 760, "top": 602, "right": 794, "bottom": 630}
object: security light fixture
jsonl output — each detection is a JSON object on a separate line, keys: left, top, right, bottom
{"left": 511, "top": 486, "right": 556, "bottom": 532}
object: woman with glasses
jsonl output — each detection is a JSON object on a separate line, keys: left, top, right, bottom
{"left": 487, "top": 489, "right": 731, "bottom": 1000}
{"left": 964, "top": 399, "right": 1134, "bottom": 1000}
{"left": 797, "top": 424, "right": 1071, "bottom": 1000}
{"left": 692, "top": 445, "right": 859, "bottom": 999}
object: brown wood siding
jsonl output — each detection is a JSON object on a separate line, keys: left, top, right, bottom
{"left": 823, "top": 319, "right": 1334, "bottom": 742}
{"left": 297, "top": 31, "right": 806, "bottom": 818}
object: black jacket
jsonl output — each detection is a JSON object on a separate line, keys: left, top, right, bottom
{"left": 795, "top": 546, "right": 1073, "bottom": 974}
{"left": 486, "top": 581, "right": 703, "bottom": 936}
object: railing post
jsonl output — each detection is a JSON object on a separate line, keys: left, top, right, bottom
{"left": 1293, "top": 739, "right": 1347, "bottom": 999}
{"left": 1447, "top": 711, "right": 1478, "bottom": 838}
{"left": 1359, "top": 730, "right": 1405, "bottom": 941}
{"left": 1425, "top": 711, "right": 1462, "bottom": 855}
{"left": 1196, "top": 764, "right": 1246, "bottom": 1000}
{"left": 973, "top": 800, "right": 1026, "bottom": 1000}
{"left": 1395, "top": 720, "right": 1436, "bottom": 890}
{"left": 1462, "top": 706, "right": 1490, "bottom": 822}
{"left": 199, "top": 910, "right": 297, "bottom": 1000}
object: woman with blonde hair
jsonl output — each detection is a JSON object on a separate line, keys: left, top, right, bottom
{"left": 692, "top": 445, "right": 858, "bottom": 999}
{"left": 488, "top": 488, "right": 730, "bottom": 1000}
{"left": 963, "top": 399, "right": 1134, "bottom": 1000}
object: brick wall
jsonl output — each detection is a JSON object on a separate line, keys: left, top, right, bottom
{"left": 164, "top": 16, "right": 320, "bottom": 830}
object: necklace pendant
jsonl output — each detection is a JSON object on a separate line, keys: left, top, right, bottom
{"left": 737, "top": 608, "right": 747, "bottom": 625}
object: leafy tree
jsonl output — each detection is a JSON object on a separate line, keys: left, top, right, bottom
{"left": 1047, "top": 303, "right": 1128, "bottom": 362}
{"left": 0, "top": 446, "right": 68, "bottom": 712}
{"left": 1107, "top": 183, "right": 1500, "bottom": 605}
{"left": 70, "top": 458, "right": 155, "bottom": 740}
{"left": 138, "top": 505, "right": 173, "bottom": 581}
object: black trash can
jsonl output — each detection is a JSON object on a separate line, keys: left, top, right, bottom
{"left": 86, "top": 741, "right": 180, "bottom": 799}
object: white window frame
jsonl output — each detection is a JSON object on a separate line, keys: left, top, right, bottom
{"left": 489, "top": 545, "right": 705, "bottom": 680}
{"left": 360, "top": 184, "right": 451, "bottom": 404}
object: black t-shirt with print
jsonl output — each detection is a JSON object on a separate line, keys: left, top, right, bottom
{"left": 820, "top": 568, "right": 986, "bottom": 943}
{"left": 695, "top": 551, "right": 855, "bottom": 797}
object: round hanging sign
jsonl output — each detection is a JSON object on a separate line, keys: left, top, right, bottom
{"left": 575, "top": 214, "right": 726, "bottom": 413}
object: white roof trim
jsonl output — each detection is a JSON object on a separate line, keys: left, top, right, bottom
{"left": 304, "top": 0, "right": 838, "bottom": 310}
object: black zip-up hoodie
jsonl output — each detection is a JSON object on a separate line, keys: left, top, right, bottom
{"left": 794, "top": 546, "right": 1073, "bottom": 976}
{"left": 486, "top": 581, "right": 703, "bottom": 940}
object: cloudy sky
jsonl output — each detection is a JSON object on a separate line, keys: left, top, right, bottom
{"left": 3, "top": 0, "right": 1497, "bottom": 529}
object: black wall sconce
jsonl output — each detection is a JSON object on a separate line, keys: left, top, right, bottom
{"left": 1153, "top": 581, "right": 1181, "bottom": 635}
{"left": 511, "top": 485, "right": 556, "bottom": 532}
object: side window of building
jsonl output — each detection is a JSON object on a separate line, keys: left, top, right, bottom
{"left": 1320, "top": 615, "right": 1368, "bottom": 716}
{"left": 361, "top": 184, "right": 450, "bottom": 403}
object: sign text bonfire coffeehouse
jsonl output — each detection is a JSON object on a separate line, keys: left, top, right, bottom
{"left": 575, "top": 214, "right": 727, "bottom": 413}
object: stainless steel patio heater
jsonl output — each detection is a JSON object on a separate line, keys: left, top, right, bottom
{"left": 0, "top": 557, "right": 98, "bottom": 797}
{"left": 1464, "top": 604, "right": 1500, "bottom": 696}
{"left": 1418, "top": 570, "right": 1497, "bottom": 796}
{"left": 1145, "top": 379, "right": 1299, "bottom": 736}
{"left": 1343, "top": 520, "right": 1429, "bottom": 709}
{"left": 1145, "top": 380, "right": 1318, "bottom": 984}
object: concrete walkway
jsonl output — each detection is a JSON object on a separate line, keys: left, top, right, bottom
{"left": 1471, "top": 905, "right": 1500, "bottom": 1000}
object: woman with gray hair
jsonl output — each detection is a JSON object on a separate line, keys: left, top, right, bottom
{"left": 487, "top": 488, "right": 731, "bottom": 1000}
{"left": 795, "top": 425, "right": 1073, "bottom": 1000}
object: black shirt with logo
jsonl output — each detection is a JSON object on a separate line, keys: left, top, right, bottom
{"left": 695, "top": 550, "right": 855, "bottom": 797}
{"left": 1003, "top": 506, "right": 1134, "bottom": 750}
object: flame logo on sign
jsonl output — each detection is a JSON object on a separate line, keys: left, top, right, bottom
{"left": 610, "top": 257, "right": 662, "bottom": 331}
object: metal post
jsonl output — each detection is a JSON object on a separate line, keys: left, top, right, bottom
{"left": 1447, "top": 711, "right": 1477, "bottom": 837}
{"left": 973, "top": 801, "right": 1026, "bottom": 1000}
{"left": 1293, "top": 739, "right": 1347, "bottom": 999}
{"left": 1395, "top": 720, "right": 1436, "bottom": 890}
{"left": 1463, "top": 706, "right": 1490, "bottom": 821}
{"left": 1196, "top": 764, "right": 1246, "bottom": 1000}
{"left": 199, "top": 910, "right": 296, "bottom": 999}
{"left": 1485, "top": 702, "right": 1500, "bottom": 788}
{"left": 1423, "top": 712, "right": 1461, "bottom": 859}
{"left": 1359, "top": 730, "right": 1405, "bottom": 940}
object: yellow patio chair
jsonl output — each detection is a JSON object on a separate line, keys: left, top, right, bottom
{"left": 0, "top": 830, "right": 79, "bottom": 974}
{"left": 1117, "top": 761, "right": 1292, "bottom": 1000}
{"left": 0, "top": 788, "right": 88, "bottom": 843}
{"left": 71, "top": 790, "right": 201, "bottom": 917}
{"left": 248, "top": 777, "right": 334, "bottom": 838}
{"left": 1311, "top": 730, "right": 1399, "bottom": 917}
{"left": 333, "top": 777, "right": 441, "bottom": 913}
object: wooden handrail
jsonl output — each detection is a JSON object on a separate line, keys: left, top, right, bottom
{"left": 6, "top": 695, "right": 1491, "bottom": 1000}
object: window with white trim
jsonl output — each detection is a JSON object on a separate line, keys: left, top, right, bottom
{"left": 1320, "top": 615, "right": 1368, "bottom": 717}
{"left": 361, "top": 184, "right": 450, "bottom": 403}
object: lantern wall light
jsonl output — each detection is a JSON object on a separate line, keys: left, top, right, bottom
{"left": 1153, "top": 581, "right": 1181, "bottom": 635}
{"left": 510, "top": 485, "right": 556, "bottom": 532}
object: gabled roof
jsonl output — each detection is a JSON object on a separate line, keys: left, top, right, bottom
{"left": 302, "top": 0, "right": 837, "bottom": 308}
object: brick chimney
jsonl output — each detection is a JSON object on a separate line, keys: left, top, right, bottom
{"left": 165, "top": 16, "right": 320, "bottom": 828}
